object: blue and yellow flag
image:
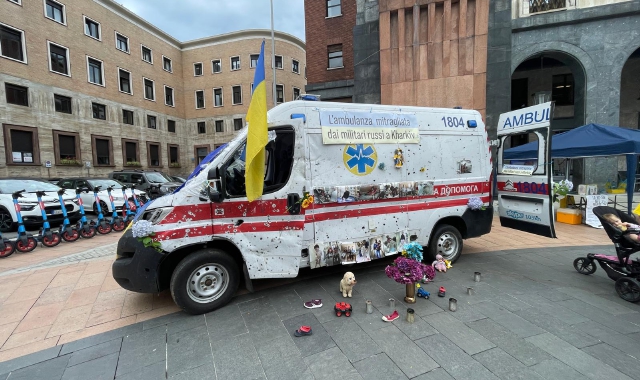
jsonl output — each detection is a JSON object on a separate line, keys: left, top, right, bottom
{"left": 245, "top": 41, "right": 268, "bottom": 202}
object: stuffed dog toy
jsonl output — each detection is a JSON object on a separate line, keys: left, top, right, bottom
{"left": 340, "top": 272, "right": 357, "bottom": 297}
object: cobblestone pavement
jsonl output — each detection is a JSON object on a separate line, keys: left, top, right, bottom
{"left": 0, "top": 243, "right": 639, "bottom": 380}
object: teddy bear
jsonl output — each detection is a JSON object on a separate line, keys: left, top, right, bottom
{"left": 339, "top": 272, "right": 357, "bottom": 297}
{"left": 432, "top": 254, "right": 447, "bottom": 272}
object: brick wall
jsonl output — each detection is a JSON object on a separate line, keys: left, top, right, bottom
{"left": 304, "top": 0, "right": 357, "bottom": 85}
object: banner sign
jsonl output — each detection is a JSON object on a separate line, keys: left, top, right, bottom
{"left": 497, "top": 102, "right": 552, "bottom": 134}
{"left": 322, "top": 127, "right": 420, "bottom": 144}
{"left": 585, "top": 194, "right": 608, "bottom": 228}
{"left": 502, "top": 164, "right": 535, "bottom": 176}
{"left": 319, "top": 110, "right": 418, "bottom": 129}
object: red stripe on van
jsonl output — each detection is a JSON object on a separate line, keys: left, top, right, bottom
{"left": 160, "top": 199, "right": 291, "bottom": 225}
{"left": 155, "top": 220, "right": 304, "bottom": 240}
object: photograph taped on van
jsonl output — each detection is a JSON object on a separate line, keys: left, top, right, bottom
{"left": 496, "top": 102, "right": 556, "bottom": 238}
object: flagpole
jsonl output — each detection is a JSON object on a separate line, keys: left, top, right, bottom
{"left": 270, "top": 0, "right": 276, "bottom": 108}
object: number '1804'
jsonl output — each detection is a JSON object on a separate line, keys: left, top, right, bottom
{"left": 442, "top": 116, "right": 465, "bottom": 128}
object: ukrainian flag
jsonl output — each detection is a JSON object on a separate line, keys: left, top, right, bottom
{"left": 245, "top": 41, "right": 268, "bottom": 202}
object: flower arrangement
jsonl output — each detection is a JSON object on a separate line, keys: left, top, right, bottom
{"left": 60, "top": 157, "right": 81, "bottom": 166}
{"left": 287, "top": 192, "right": 314, "bottom": 212}
{"left": 169, "top": 162, "right": 181, "bottom": 168}
{"left": 467, "top": 197, "right": 486, "bottom": 211}
{"left": 401, "top": 241, "right": 424, "bottom": 262}
{"left": 125, "top": 161, "right": 142, "bottom": 167}
{"left": 131, "top": 220, "right": 162, "bottom": 252}
{"left": 385, "top": 256, "right": 434, "bottom": 284}
{"left": 552, "top": 179, "right": 573, "bottom": 203}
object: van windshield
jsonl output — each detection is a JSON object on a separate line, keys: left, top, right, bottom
{"left": 146, "top": 173, "right": 172, "bottom": 183}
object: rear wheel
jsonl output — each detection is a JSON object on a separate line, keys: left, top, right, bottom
{"left": 0, "top": 240, "right": 15, "bottom": 258}
{"left": 427, "top": 224, "right": 463, "bottom": 263}
{"left": 79, "top": 225, "right": 96, "bottom": 239}
{"left": 61, "top": 228, "right": 80, "bottom": 242}
{"left": 97, "top": 222, "right": 112, "bottom": 235}
{"left": 170, "top": 248, "right": 239, "bottom": 315}
{"left": 615, "top": 277, "right": 640, "bottom": 303}
{"left": 16, "top": 237, "right": 37, "bottom": 253}
{"left": 573, "top": 257, "right": 596, "bottom": 275}
{"left": 112, "top": 219, "right": 126, "bottom": 232}
{"left": 42, "top": 232, "right": 61, "bottom": 247}
{"left": 0, "top": 208, "right": 15, "bottom": 233}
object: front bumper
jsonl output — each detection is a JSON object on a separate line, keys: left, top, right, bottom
{"left": 112, "top": 230, "right": 164, "bottom": 293}
{"left": 22, "top": 211, "right": 79, "bottom": 226}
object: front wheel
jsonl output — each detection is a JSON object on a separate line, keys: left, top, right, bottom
{"left": 112, "top": 219, "right": 126, "bottom": 232}
{"left": 0, "top": 240, "right": 15, "bottom": 258}
{"left": 615, "top": 277, "right": 640, "bottom": 303}
{"left": 427, "top": 224, "right": 463, "bottom": 264}
{"left": 170, "top": 248, "right": 239, "bottom": 315}
{"left": 79, "top": 225, "right": 96, "bottom": 239}
{"left": 42, "top": 232, "right": 61, "bottom": 247}
{"left": 61, "top": 228, "right": 80, "bottom": 242}
{"left": 573, "top": 257, "right": 596, "bottom": 275}
{"left": 97, "top": 222, "right": 112, "bottom": 235}
{"left": 16, "top": 237, "right": 37, "bottom": 253}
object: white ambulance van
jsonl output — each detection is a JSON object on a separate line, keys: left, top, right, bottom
{"left": 113, "top": 100, "right": 494, "bottom": 314}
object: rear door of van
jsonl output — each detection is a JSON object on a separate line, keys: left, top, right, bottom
{"left": 496, "top": 102, "right": 556, "bottom": 238}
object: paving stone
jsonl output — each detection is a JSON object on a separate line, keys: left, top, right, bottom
{"left": 466, "top": 318, "right": 551, "bottom": 366}
{"left": 303, "top": 346, "right": 362, "bottom": 380}
{"left": 59, "top": 323, "right": 143, "bottom": 355}
{"left": 447, "top": 302, "right": 489, "bottom": 323}
{"left": 61, "top": 352, "right": 119, "bottom": 380}
{"left": 0, "top": 345, "right": 62, "bottom": 374}
{"left": 414, "top": 334, "right": 498, "bottom": 380}
{"left": 266, "top": 289, "right": 306, "bottom": 320}
{"left": 392, "top": 313, "right": 438, "bottom": 341}
{"left": 529, "top": 359, "right": 588, "bottom": 380}
{"left": 559, "top": 299, "right": 640, "bottom": 334}
{"left": 592, "top": 332, "right": 640, "bottom": 359}
{"left": 241, "top": 307, "right": 290, "bottom": 345}
{"left": 582, "top": 343, "right": 640, "bottom": 380}
{"left": 485, "top": 309, "right": 547, "bottom": 339}
{"left": 352, "top": 353, "right": 408, "bottom": 380}
{"left": 141, "top": 312, "right": 185, "bottom": 330}
{"left": 167, "top": 326, "right": 212, "bottom": 377}
{"left": 7, "top": 355, "right": 70, "bottom": 380}
{"left": 114, "top": 361, "right": 166, "bottom": 380}
{"left": 165, "top": 314, "right": 206, "bottom": 335}
{"left": 423, "top": 312, "right": 495, "bottom": 355}
{"left": 115, "top": 342, "right": 166, "bottom": 378}
{"left": 121, "top": 325, "right": 167, "bottom": 354}
{"left": 514, "top": 294, "right": 591, "bottom": 325}
{"left": 255, "top": 335, "right": 313, "bottom": 380}
{"left": 473, "top": 347, "right": 545, "bottom": 380}
{"left": 67, "top": 337, "right": 122, "bottom": 367}
{"left": 526, "top": 332, "right": 633, "bottom": 380}
{"left": 514, "top": 308, "right": 601, "bottom": 349}
{"left": 282, "top": 313, "right": 335, "bottom": 357}
{"left": 292, "top": 284, "right": 339, "bottom": 323}
{"left": 205, "top": 303, "right": 248, "bottom": 342}
{"left": 368, "top": 325, "right": 439, "bottom": 378}
{"left": 323, "top": 317, "right": 382, "bottom": 362}
{"left": 211, "top": 330, "right": 264, "bottom": 380}
{"left": 169, "top": 363, "right": 216, "bottom": 380}
{"left": 412, "top": 368, "right": 455, "bottom": 380}
{"left": 557, "top": 287, "right": 638, "bottom": 316}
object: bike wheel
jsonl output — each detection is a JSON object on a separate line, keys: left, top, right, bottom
{"left": 16, "top": 237, "right": 37, "bottom": 253}
{"left": 97, "top": 223, "right": 112, "bottom": 235}
{"left": 573, "top": 257, "right": 596, "bottom": 275}
{"left": 112, "top": 219, "right": 126, "bottom": 232}
{"left": 80, "top": 226, "right": 96, "bottom": 239}
{"left": 62, "top": 228, "right": 80, "bottom": 242}
{"left": 0, "top": 241, "right": 15, "bottom": 258}
{"left": 42, "top": 233, "right": 61, "bottom": 247}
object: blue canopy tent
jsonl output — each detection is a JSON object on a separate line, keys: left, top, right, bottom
{"left": 504, "top": 123, "right": 640, "bottom": 215}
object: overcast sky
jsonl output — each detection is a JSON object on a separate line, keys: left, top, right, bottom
{"left": 117, "top": 0, "right": 306, "bottom": 42}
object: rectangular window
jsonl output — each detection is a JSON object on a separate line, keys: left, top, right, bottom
{"left": 122, "top": 109, "right": 134, "bottom": 125}
{"left": 147, "top": 115, "right": 157, "bottom": 129}
{"left": 274, "top": 55, "right": 283, "bottom": 69}
{"left": 168, "top": 120, "right": 176, "bottom": 133}
{"left": 143, "top": 78, "right": 155, "bottom": 101}
{"left": 92, "top": 135, "right": 112, "bottom": 166}
{"left": 168, "top": 144, "right": 179, "bottom": 165}
{"left": 45, "top": 0, "right": 65, "bottom": 24}
{"left": 194, "top": 145, "right": 209, "bottom": 165}
{"left": 292, "top": 59, "right": 299, "bottom": 74}
{"left": 5, "top": 83, "right": 28, "bottom": 106}
{"left": 197, "top": 121, "right": 206, "bottom": 134}
{"left": 92, "top": 102, "right": 106, "bottom": 120}
{"left": 54, "top": 94, "right": 71, "bottom": 114}
{"left": 141, "top": 45, "right": 152, "bottom": 63}
{"left": 164, "top": 86, "right": 174, "bottom": 107}
{"left": 195, "top": 90, "right": 205, "bottom": 109}
{"left": 84, "top": 16, "right": 100, "bottom": 40}
{"left": 552, "top": 74, "right": 575, "bottom": 106}
{"left": 232, "top": 85, "right": 242, "bottom": 105}
{"left": 231, "top": 56, "right": 240, "bottom": 71}
{"left": 147, "top": 142, "right": 160, "bottom": 167}
{"left": 276, "top": 84, "right": 284, "bottom": 104}
{"left": 212, "top": 59, "right": 221, "bottom": 73}
{"left": 118, "top": 68, "right": 131, "bottom": 94}
{"left": 194, "top": 62, "right": 203, "bottom": 76}
{"left": 0, "top": 24, "right": 26, "bottom": 62}
{"left": 115, "top": 32, "right": 129, "bottom": 53}
{"left": 214, "top": 88, "right": 223, "bottom": 107}
{"left": 122, "top": 139, "right": 139, "bottom": 164}
{"left": 327, "top": 0, "right": 341, "bottom": 17}
{"left": 250, "top": 54, "right": 259, "bottom": 68}
{"left": 328, "top": 44, "right": 343, "bottom": 68}
{"left": 250, "top": 83, "right": 254, "bottom": 93}
{"left": 293, "top": 87, "right": 300, "bottom": 101}
{"left": 4, "top": 125, "right": 40, "bottom": 165}
{"left": 215, "top": 120, "right": 223, "bottom": 132}
{"left": 53, "top": 130, "right": 80, "bottom": 164}
{"left": 87, "top": 57, "right": 104, "bottom": 85}
{"left": 163, "top": 56, "right": 172, "bottom": 72}
{"left": 234, "top": 118, "right": 243, "bottom": 131}
{"left": 48, "top": 42, "right": 69, "bottom": 75}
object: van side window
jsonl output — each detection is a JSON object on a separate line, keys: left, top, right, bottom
{"left": 60, "top": 180, "right": 74, "bottom": 189}
{"left": 131, "top": 174, "right": 145, "bottom": 184}
{"left": 224, "top": 127, "right": 295, "bottom": 198}
{"left": 114, "top": 174, "right": 129, "bottom": 183}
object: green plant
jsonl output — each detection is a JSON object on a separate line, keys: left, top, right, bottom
{"left": 59, "top": 157, "right": 80, "bottom": 165}
{"left": 169, "top": 162, "right": 181, "bottom": 168}
{"left": 552, "top": 179, "right": 573, "bottom": 203}
{"left": 139, "top": 234, "right": 162, "bottom": 252}
{"left": 125, "top": 161, "right": 141, "bottom": 166}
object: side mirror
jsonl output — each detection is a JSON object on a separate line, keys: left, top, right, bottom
{"left": 207, "top": 167, "right": 220, "bottom": 180}
{"left": 206, "top": 179, "right": 224, "bottom": 203}
{"left": 137, "top": 178, "right": 143, "bottom": 184}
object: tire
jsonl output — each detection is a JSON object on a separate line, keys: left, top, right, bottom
{"left": 427, "top": 224, "right": 463, "bottom": 263}
{"left": 112, "top": 219, "right": 126, "bottom": 232}
{"left": 615, "top": 277, "right": 640, "bottom": 303}
{"left": 573, "top": 257, "right": 596, "bottom": 275}
{"left": 61, "top": 228, "right": 80, "bottom": 242}
{"left": 94, "top": 201, "right": 109, "bottom": 215}
{"left": 0, "top": 241, "right": 15, "bottom": 258}
{"left": 0, "top": 208, "right": 15, "bottom": 233}
{"left": 79, "top": 226, "right": 96, "bottom": 239}
{"left": 42, "top": 232, "right": 61, "bottom": 247}
{"left": 16, "top": 237, "right": 37, "bottom": 253}
{"left": 170, "top": 248, "right": 239, "bottom": 315}
{"left": 97, "top": 222, "right": 112, "bottom": 235}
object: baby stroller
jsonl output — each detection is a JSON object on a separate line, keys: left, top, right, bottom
{"left": 573, "top": 206, "right": 640, "bottom": 302}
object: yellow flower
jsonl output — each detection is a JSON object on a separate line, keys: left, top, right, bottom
{"left": 307, "top": 195, "right": 314, "bottom": 204}
{"left": 301, "top": 199, "right": 311, "bottom": 208}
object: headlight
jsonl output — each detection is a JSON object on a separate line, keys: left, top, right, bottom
{"left": 160, "top": 186, "right": 171, "bottom": 193}
{"left": 19, "top": 203, "right": 37, "bottom": 211}
{"left": 142, "top": 207, "right": 174, "bottom": 224}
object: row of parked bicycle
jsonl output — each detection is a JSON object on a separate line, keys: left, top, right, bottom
{"left": 0, "top": 185, "right": 146, "bottom": 258}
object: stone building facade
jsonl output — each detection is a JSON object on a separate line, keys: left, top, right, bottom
{"left": 0, "top": 0, "right": 305, "bottom": 179}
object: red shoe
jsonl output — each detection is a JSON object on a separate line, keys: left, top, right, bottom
{"left": 294, "top": 325, "right": 313, "bottom": 337}
{"left": 382, "top": 310, "right": 399, "bottom": 322}
{"left": 438, "top": 287, "right": 446, "bottom": 297}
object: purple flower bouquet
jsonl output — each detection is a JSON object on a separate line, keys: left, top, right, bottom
{"left": 385, "top": 256, "right": 435, "bottom": 284}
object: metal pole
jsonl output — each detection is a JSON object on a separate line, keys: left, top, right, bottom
{"left": 270, "top": 0, "right": 277, "bottom": 108}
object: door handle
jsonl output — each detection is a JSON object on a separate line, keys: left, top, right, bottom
{"left": 287, "top": 193, "right": 301, "bottom": 215}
